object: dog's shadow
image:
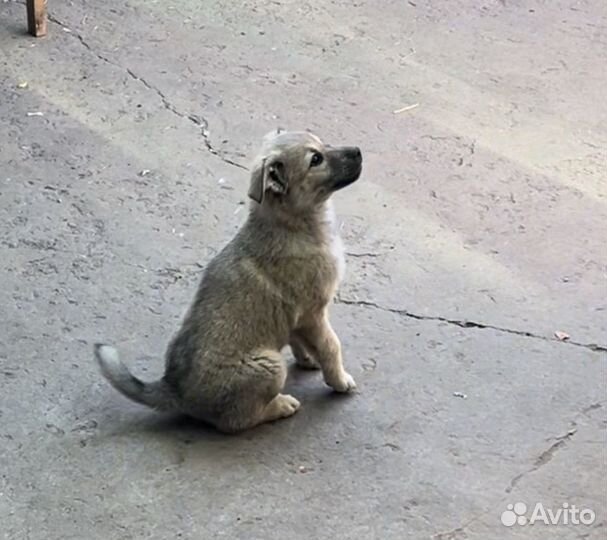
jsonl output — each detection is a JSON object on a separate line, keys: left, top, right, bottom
{"left": 97, "top": 363, "right": 355, "bottom": 454}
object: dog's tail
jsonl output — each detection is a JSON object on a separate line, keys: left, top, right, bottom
{"left": 94, "top": 343, "right": 180, "bottom": 412}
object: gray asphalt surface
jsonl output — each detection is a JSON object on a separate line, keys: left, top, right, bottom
{"left": 1, "top": 1, "right": 605, "bottom": 538}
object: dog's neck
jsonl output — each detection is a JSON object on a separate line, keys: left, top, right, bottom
{"left": 248, "top": 200, "right": 337, "bottom": 242}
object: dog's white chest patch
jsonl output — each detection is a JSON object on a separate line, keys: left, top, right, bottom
{"left": 330, "top": 232, "right": 346, "bottom": 282}
{"left": 325, "top": 204, "right": 346, "bottom": 283}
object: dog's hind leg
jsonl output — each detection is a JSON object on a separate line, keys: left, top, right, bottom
{"left": 214, "top": 350, "right": 300, "bottom": 433}
{"left": 259, "top": 393, "right": 301, "bottom": 422}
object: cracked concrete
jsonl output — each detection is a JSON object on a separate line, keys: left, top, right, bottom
{"left": 45, "top": 10, "right": 248, "bottom": 171}
{"left": 335, "top": 296, "right": 607, "bottom": 352}
{"left": 1, "top": 0, "right": 606, "bottom": 539}
{"left": 506, "top": 426, "right": 578, "bottom": 494}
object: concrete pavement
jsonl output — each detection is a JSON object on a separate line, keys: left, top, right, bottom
{"left": 1, "top": 1, "right": 605, "bottom": 538}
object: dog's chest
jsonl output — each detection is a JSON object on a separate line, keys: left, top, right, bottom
{"left": 288, "top": 233, "right": 343, "bottom": 288}
{"left": 281, "top": 231, "right": 345, "bottom": 310}
{"left": 328, "top": 231, "right": 346, "bottom": 283}
{"left": 324, "top": 204, "right": 346, "bottom": 283}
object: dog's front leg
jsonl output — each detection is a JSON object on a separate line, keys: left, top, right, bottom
{"left": 294, "top": 311, "right": 356, "bottom": 392}
{"left": 290, "top": 335, "right": 320, "bottom": 370}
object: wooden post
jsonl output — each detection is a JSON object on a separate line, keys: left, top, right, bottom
{"left": 26, "top": 0, "right": 48, "bottom": 37}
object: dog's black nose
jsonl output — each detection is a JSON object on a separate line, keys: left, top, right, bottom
{"left": 346, "top": 147, "right": 362, "bottom": 160}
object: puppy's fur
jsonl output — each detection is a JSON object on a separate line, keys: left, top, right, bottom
{"left": 95, "top": 130, "right": 362, "bottom": 433}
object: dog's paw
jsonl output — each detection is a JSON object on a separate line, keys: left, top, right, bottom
{"left": 276, "top": 394, "right": 301, "bottom": 417}
{"left": 326, "top": 371, "right": 357, "bottom": 393}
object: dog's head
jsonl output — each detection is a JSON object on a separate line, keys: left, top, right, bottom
{"left": 247, "top": 130, "right": 362, "bottom": 210}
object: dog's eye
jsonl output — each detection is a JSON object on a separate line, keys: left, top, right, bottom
{"left": 310, "top": 152, "right": 324, "bottom": 167}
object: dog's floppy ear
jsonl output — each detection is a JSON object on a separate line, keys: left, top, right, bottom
{"left": 248, "top": 155, "right": 287, "bottom": 204}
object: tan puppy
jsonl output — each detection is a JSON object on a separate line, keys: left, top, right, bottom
{"left": 95, "top": 130, "right": 362, "bottom": 433}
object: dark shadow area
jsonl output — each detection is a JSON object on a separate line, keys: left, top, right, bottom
{"left": 4, "top": 23, "right": 29, "bottom": 38}
{"left": 89, "top": 365, "right": 358, "bottom": 449}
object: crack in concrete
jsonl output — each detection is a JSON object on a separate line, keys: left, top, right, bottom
{"left": 533, "top": 428, "right": 578, "bottom": 468}
{"left": 434, "top": 418, "right": 583, "bottom": 537}
{"left": 37, "top": 11, "right": 606, "bottom": 354}
{"left": 45, "top": 13, "right": 247, "bottom": 171}
{"left": 506, "top": 426, "right": 577, "bottom": 493}
{"left": 581, "top": 402, "right": 604, "bottom": 416}
{"left": 335, "top": 296, "right": 607, "bottom": 352}
{"left": 432, "top": 514, "right": 482, "bottom": 540}
{"left": 345, "top": 251, "right": 381, "bottom": 258}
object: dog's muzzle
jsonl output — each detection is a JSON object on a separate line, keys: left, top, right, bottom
{"left": 328, "top": 146, "right": 363, "bottom": 191}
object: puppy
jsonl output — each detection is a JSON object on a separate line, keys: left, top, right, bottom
{"left": 95, "top": 130, "right": 362, "bottom": 433}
